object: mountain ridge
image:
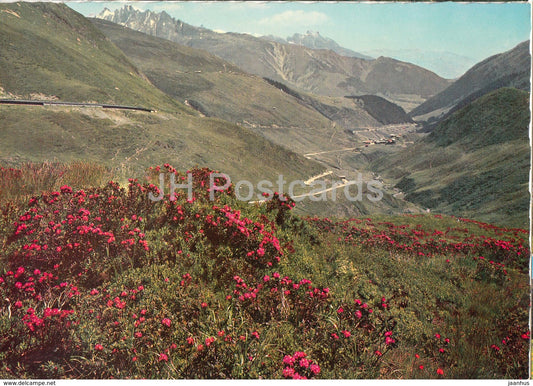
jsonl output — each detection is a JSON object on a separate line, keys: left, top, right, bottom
{"left": 409, "top": 40, "right": 530, "bottom": 121}
{"left": 262, "top": 30, "right": 373, "bottom": 60}
{"left": 361, "top": 48, "right": 476, "bottom": 79}
{"left": 96, "top": 5, "right": 450, "bottom": 111}
{"left": 91, "top": 18, "right": 384, "bottom": 133}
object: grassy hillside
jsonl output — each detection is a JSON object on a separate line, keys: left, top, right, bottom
{"left": 0, "top": 104, "right": 326, "bottom": 186}
{"left": 372, "top": 88, "right": 530, "bottom": 228}
{"left": 0, "top": 163, "right": 528, "bottom": 379}
{"left": 345, "top": 95, "right": 413, "bottom": 125}
{"left": 428, "top": 87, "right": 530, "bottom": 149}
{"left": 0, "top": 3, "right": 186, "bottom": 112}
{"left": 0, "top": 2, "right": 326, "bottom": 187}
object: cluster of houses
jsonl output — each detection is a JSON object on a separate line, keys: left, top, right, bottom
{"left": 363, "top": 134, "right": 401, "bottom": 146}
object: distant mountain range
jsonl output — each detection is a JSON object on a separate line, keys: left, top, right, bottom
{"left": 262, "top": 31, "right": 373, "bottom": 60}
{"left": 410, "top": 40, "right": 530, "bottom": 122}
{"left": 91, "top": 19, "right": 384, "bottom": 138}
{"left": 361, "top": 48, "right": 477, "bottom": 79}
{"left": 97, "top": 6, "right": 451, "bottom": 111}
{"left": 91, "top": 18, "right": 413, "bottom": 170}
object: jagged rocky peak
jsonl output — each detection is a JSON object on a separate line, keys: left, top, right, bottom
{"left": 290, "top": 30, "right": 321, "bottom": 40}
{"left": 98, "top": 5, "right": 152, "bottom": 24}
{"left": 287, "top": 31, "right": 332, "bottom": 47}
{"left": 98, "top": 7, "right": 114, "bottom": 19}
{"left": 286, "top": 30, "right": 372, "bottom": 60}
{"left": 97, "top": 5, "right": 204, "bottom": 38}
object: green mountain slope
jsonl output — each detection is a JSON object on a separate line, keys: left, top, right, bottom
{"left": 410, "top": 41, "right": 530, "bottom": 121}
{"left": 90, "top": 19, "right": 333, "bottom": 130}
{"left": 0, "top": 2, "right": 324, "bottom": 186}
{"left": 0, "top": 3, "right": 185, "bottom": 112}
{"left": 371, "top": 88, "right": 530, "bottom": 228}
{"left": 428, "top": 87, "right": 530, "bottom": 149}
{"left": 345, "top": 95, "right": 413, "bottom": 125}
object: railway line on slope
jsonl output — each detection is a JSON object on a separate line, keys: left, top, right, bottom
{"left": 0, "top": 99, "right": 154, "bottom": 112}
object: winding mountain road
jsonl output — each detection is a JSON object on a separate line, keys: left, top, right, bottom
{"left": 304, "top": 147, "right": 358, "bottom": 157}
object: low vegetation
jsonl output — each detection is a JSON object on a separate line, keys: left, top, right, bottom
{"left": 0, "top": 163, "right": 528, "bottom": 379}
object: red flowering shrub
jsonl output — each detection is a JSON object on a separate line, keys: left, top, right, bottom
{"left": 0, "top": 164, "right": 528, "bottom": 379}
{"left": 230, "top": 273, "right": 330, "bottom": 325}
{"left": 473, "top": 256, "right": 509, "bottom": 284}
{"left": 282, "top": 351, "right": 320, "bottom": 379}
{"left": 0, "top": 265, "right": 78, "bottom": 377}
{"left": 309, "top": 216, "right": 528, "bottom": 270}
{"left": 6, "top": 180, "right": 151, "bottom": 286}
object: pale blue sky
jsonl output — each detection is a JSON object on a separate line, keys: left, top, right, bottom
{"left": 67, "top": 1, "right": 531, "bottom": 77}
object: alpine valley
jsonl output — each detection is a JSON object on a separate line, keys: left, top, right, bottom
{"left": 0, "top": 2, "right": 530, "bottom": 380}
